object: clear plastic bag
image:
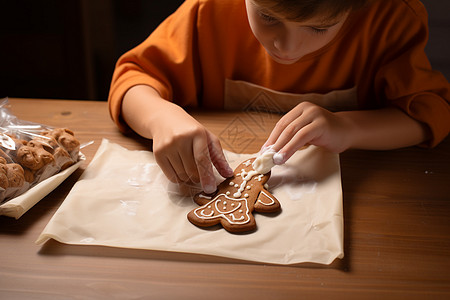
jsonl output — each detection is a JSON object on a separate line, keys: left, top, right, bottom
{"left": 0, "top": 98, "right": 81, "bottom": 203}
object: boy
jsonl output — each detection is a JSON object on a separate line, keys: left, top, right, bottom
{"left": 108, "top": 0, "right": 450, "bottom": 194}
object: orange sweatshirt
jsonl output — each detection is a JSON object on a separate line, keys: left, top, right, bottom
{"left": 108, "top": 0, "right": 450, "bottom": 147}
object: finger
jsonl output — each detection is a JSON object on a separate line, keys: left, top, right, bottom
{"left": 193, "top": 133, "right": 217, "bottom": 194}
{"left": 155, "top": 154, "right": 183, "bottom": 183}
{"left": 270, "top": 116, "right": 313, "bottom": 156}
{"left": 172, "top": 151, "right": 197, "bottom": 183}
{"left": 206, "top": 131, "right": 233, "bottom": 178}
{"left": 154, "top": 142, "right": 193, "bottom": 183}
{"left": 275, "top": 123, "right": 317, "bottom": 164}
{"left": 263, "top": 104, "right": 307, "bottom": 151}
{"left": 263, "top": 121, "right": 286, "bottom": 152}
{"left": 178, "top": 145, "right": 201, "bottom": 183}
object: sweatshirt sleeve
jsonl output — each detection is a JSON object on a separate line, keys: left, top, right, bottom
{"left": 373, "top": 0, "right": 450, "bottom": 147}
{"left": 108, "top": 0, "right": 202, "bottom": 132}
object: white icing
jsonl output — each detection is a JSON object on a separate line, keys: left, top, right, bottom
{"left": 200, "top": 209, "right": 214, "bottom": 217}
{"left": 229, "top": 214, "right": 245, "bottom": 221}
{"left": 198, "top": 194, "right": 212, "bottom": 200}
{"left": 233, "top": 170, "right": 259, "bottom": 198}
{"left": 193, "top": 194, "right": 251, "bottom": 225}
{"left": 252, "top": 149, "right": 276, "bottom": 174}
{"left": 192, "top": 159, "right": 274, "bottom": 228}
{"left": 257, "top": 190, "right": 275, "bottom": 206}
{"left": 243, "top": 160, "right": 252, "bottom": 167}
{"left": 214, "top": 198, "right": 240, "bottom": 214}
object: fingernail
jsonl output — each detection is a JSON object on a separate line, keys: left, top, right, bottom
{"left": 273, "top": 152, "right": 285, "bottom": 165}
{"left": 225, "top": 166, "right": 234, "bottom": 177}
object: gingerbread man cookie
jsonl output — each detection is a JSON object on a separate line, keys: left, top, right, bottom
{"left": 187, "top": 158, "right": 280, "bottom": 233}
{"left": 0, "top": 157, "right": 25, "bottom": 190}
{"left": 42, "top": 128, "right": 80, "bottom": 158}
{"left": 16, "top": 145, "right": 55, "bottom": 172}
{"left": 0, "top": 158, "right": 8, "bottom": 190}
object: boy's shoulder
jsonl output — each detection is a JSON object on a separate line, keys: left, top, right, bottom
{"left": 198, "top": 0, "right": 239, "bottom": 4}
{"left": 172, "top": 0, "right": 244, "bottom": 21}
{"left": 396, "top": 0, "right": 427, "bottom": 19}
{"left": 196, "top": 0, "right": 247, "bottom": 20}
{"left": 400, "top": 0, "right": 426, "bottom": 14}
{"left": 196, "top": 0, "right": 240, "bottom": 6}
{"left": 197, "top": 0, "right": 243, "bottom": 9}
{"left": 351, "top": 0, "right": 428, "bottom": 34}
{"left": 370, "top": 0, "right": 427, "bottom": 21}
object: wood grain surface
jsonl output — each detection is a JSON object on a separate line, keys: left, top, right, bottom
{"left": 1, "top": 98, "right": 449, "bottom": 299}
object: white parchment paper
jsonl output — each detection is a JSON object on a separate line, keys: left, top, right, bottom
{"left": 36, "top": 139, "right": 343, "bottom": 265}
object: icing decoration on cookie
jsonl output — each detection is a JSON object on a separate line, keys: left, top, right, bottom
{"left": 243, "top": 160, "right": 252, "bottom": 167}
{"left": 257, "top": 191, "right": 276, "bottom": 206}
{"left": 252, "top": 148, "right": 276, "bottom": 174}
{"left": 187, "top": 157, "right": 281, "bottom": 233}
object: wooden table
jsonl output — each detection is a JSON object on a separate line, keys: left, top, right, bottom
{"left": 1, "top": 98, "right": 449, "bottom": 299}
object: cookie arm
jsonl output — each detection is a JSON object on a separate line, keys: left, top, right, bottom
{"left": 254, "top": 189, "right": 280, "bottom": 213}
{"left": 193, "top": 191, "right": 218, "bottom": 205}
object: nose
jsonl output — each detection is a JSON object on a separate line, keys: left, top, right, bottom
{"left": 273, "top": 27, "right": 301, "bottom": 56}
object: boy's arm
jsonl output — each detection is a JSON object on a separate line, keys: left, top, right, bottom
{"left": 122, "top": 85, "right": 233, "bottom": 193}
{"left": 338, "top": 107, "right": 430, "bottom": 150}
{"left": 263, "top": 101, "right": 430, "bottom": 164}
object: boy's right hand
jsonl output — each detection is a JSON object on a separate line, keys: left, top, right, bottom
{"left": 151, "top": 104, "right": 233, "bottom": 194}
{"left": 122, "top": 85, "right": 233, "bottom": 194}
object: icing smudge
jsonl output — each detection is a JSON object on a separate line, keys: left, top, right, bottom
{"left": 252, "top": 149, "right": 276, "bottom": 174}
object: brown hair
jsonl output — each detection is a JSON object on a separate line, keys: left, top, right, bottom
{"left": 253, "top": 0, "right": 371, "bottom": 22}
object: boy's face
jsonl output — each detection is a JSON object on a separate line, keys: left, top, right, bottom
{"left": 245, "top": 0, "right": 348, "bottom": 65}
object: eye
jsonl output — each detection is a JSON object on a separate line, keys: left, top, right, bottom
{"left": 308, "top": 27, "right": 328, "bottom": 35}
{"left": 258, "top": 11, "right": 278, "bottom": 25}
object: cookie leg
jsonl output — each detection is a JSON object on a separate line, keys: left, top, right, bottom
{"left": 254, "top": 190, "right": 280, "bottom": 213}
{"left": 220, "top": 214, "right": 257, "bottom": 233}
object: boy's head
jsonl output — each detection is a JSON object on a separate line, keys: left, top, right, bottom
{"left": 252, "top": 0, "right": 368, "bottom": 23}
{"left": 245, "top": 0, "right": 369, "bottom": 64}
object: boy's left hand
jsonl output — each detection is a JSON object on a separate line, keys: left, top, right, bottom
{"left": 262, "top": 101, "right": 352, "bottom": 164}
{"left": 263, "top": 101, "right": 430, "bottom": 165}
